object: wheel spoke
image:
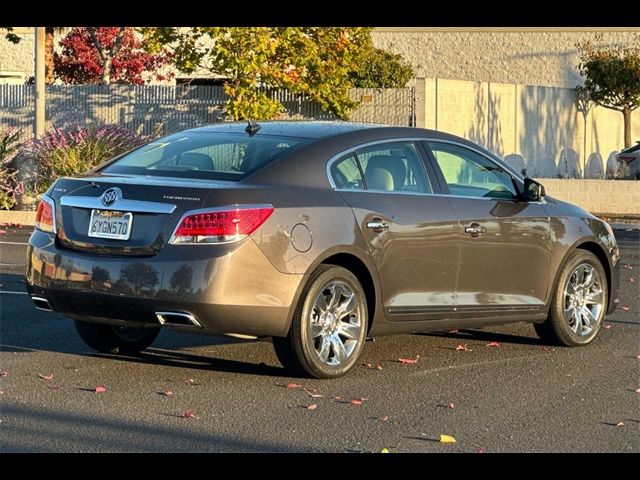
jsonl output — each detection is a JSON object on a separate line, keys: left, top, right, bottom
{"left": 585, "top": 290, "right": 603, "bottom": 305}
{"left": 337, "top": 320, "right": 360, "bottom": 340}
{"left": 571, "top": 309, "right": 582, "bottom": 333}
{"left": 336, "top": 293, "right": 357, "bottom": 319}
{"left": 566, "top": 281, "right": 576, "bottom": 296}
{"left": 317, "top": 336, "right": 330, "bottom": 362}
{"left": 309, "top": 321, "right": 323, "bottom": 339}
{"left": 330, "top": 335, "right": 347, "bottom": 363}
{"left": 326, "top": 283, "right": 343, "bottom": 311}
{"left": 581, "top": 307, "right": 596, "bottom": 328}
{"left": 581, "top": 267, "right": 594, "bottom": 288}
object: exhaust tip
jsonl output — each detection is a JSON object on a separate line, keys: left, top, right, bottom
{"left": 32, "top": 296, "right": 53, "bottom": 311}
{"left": 156, "top": 311, "right": 202, "bottom": 328}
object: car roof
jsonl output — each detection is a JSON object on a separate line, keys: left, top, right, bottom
{"left": 186, "top": 121, "right": 402, "bottom": 140}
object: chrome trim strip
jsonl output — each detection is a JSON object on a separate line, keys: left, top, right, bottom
{"left": 60, "top": 195, "right": 176, "bottom": 214}
{"left": 388, "top": 304, "right": 542, "bottom": 315}
{"left": 156, "top": 311, "right": 203, "bottom": 328}
{"left": 168, "top": 203, "right": 274, "bottom": 245}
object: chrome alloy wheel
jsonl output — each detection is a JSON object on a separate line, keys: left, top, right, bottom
{"left": 309, "top": 281, "right": 363, "bottom": 366}
{"left": 563, "top": 263, "right": 604, "bottom": 336}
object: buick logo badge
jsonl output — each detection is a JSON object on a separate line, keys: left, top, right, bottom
{"left": 101, "top": 188, "right": 121, "bottom": 207}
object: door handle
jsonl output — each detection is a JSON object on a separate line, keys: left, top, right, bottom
{"left": 366, "top": 219, "right": 390, "bottom": 231}
{"left": 464, "top": 223, "right": 487, "bottom": 236}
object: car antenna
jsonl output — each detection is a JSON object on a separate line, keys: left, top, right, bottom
{"left": 245, "top": 119, "right": 261, "bottom": 136}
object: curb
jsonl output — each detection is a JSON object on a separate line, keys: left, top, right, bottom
{"left": 0, "top": 210, "right": 36, "bottom": 226}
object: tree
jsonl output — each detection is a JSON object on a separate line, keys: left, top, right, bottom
{"left": 55, "top": 27, "right": 172, "bottom": 85}
{"left": 577, "top": 37, "right": 640, "bottom": 148}
{"left": 142, "top": 27, "right": 373, "bottom": 120}
{"left": 1, "top": 27, "right": 21, "bottom": 44}
{"left": 348, "top": 47, "right": 414, "bottom": 88}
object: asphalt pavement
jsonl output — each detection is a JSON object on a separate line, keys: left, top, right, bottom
{"left": 1, "top": 225, "right": 638, "bottom": 452}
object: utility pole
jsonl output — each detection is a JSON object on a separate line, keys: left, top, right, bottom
{"left": 34, "top": 27, "right": 45, "bottom": 139}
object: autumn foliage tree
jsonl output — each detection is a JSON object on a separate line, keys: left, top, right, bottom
{"left": 54, "top": 27, "right": 172, "bottom": 85}
{"left": 577, "top": 37, "right": 640, "bottom": 148}
{"left": 142, "top": 27, "right": 374, "bottom": 120}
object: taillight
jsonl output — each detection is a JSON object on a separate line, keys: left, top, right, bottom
{"left": 35, "top": 195, "right": 56, "bottom": 233}
{"left": 617, "top": 156, "right": 636, "bottom": 165}
{"left": 170, "top": 205, "right": 274, "bottom": 244}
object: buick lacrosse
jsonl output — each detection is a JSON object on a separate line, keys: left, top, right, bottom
{"left": 25, "top": 121, "right": 620, "bottom": 378}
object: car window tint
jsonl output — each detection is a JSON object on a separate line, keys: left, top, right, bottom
{"left": 102, "top": 132, "right": 310, "bottom": 181}
{"left": 331, "top": 155, "right": 364, "bottom": 190}
{"left": 355, "top": 142, "right": 432, "bottom": 193}
{"left": 428, "top": 142, "right": 518, "bottom": 200}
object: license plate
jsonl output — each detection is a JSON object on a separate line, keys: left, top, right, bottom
{"left": 88, "top": 210, "right": 133, "bottom": 240}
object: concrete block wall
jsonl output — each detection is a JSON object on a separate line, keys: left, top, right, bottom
{"left": 538, "top": 179, "right": 640, "bottom": 215}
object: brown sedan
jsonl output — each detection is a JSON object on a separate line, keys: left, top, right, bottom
{"left": 25, "top": 121, "right": 620, "bottom": 378}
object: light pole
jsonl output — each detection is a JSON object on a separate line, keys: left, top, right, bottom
{"left": 34, "top": 26, "right": 45, "bottom": 139}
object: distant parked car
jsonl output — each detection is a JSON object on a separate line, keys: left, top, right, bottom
{"left": 615, "top": 141, "right": 640, "bottom": 179}
{"left": 25, "top": 121, "right": 621, "bottom": 378}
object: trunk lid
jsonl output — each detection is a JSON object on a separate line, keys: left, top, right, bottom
{"left": 49, "top": 174, "right": 230, "bottom": 256}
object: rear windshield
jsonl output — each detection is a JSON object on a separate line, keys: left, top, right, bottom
{"left": 101, "top": 131, "right": 311, "bottom": 180}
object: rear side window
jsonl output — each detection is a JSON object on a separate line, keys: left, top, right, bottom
{"left": 102, "top": 132, "right": 310, "bottom": 181}
{"left": 330, "top": 155, "right": 364, "bottom": 190}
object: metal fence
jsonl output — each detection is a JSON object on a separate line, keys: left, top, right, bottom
{"left": 0, "top": 84, "right": 415, "bottom": 138}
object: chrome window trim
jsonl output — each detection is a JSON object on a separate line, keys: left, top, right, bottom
{"left": 168, "top": 203, "right": 274, "bottom": 245}
{"left": 60, "top": 195, "right": 176, "bottom": 214}
{"left": 325, "top": 137, "right": 528, "bottom": 200}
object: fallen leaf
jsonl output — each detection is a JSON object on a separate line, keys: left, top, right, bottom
{"left": 306, "top": 403, "right": 318, "bottom": 410}
{"left": 476, "top": 447, "right": 485, "bottom": 454}
{"left": 158, "top": 390, "right": 174, "bottom": 396}
{"left": 380, "top": 415, "right": 389, "bottom": 421}
{"left": 376, "top": 364, "right": 383, "bottom": 370}
{"left": 350, "top": 399, "right": 364, "bottom": 406}
{"left": 621, "top": 306, "right": 630, "bottom": 311}
{"left": 0, "top": 230, "right": 7, "bottom": 234}
{"left": 540, "top": 346, "right": 549, "bottom": 351}
{"left": 455, "top": 344, "right": 472, "bottom": 352}
{"left": 380, "top": 448, "right": 389, "bottom": 453}
{"left": 630, "top": 277, "right": 635, "bottom": 283}
{"left": 334, "top": 396, "right": 343, "bottom": 401}
{"left": 615, "top": 421, "right": 624, "bottom": 427}
{"left": 0, "top": 390, "right": 4, "bottom": 395}
{"left": 485, "top": 341, "right": 500, "bottom": 348}
{"left": 440, "top": 434, "right": 457, "bottom": 443}
{"left": 449, "top": 329, "right": 459, "bottom": 334}
{"left": 603, "top": 324, "right": 612, "bottom": 330}
{"left": 286, "top": 383, "right": 302, "bottom": 389}
{"left": 95, "top": 385, "right": 106, "bottom": 393}
{"left": 635, "top": 388, "right": 640, "bottom": 393}
{"left": 303, "top": 388, "right": 323, "bottom": 398}
{"left": 363, "top": 362, "right": 373, "bottom": 368}
{"left": 398, "top": 355, "right": 420, "bottom": 364}
{"left": 447, "top": 402, "right": 455, "bottom": 409}
{"left": 180, "top": 411, "right": 196, "bottom": 418}
{"left": 637, "top": 354, "right": 640, "bottom": 359}
{"left": 186, "top": 378, "right": 200, "bottom": 385}
{"left": 0, "top": 372, "right": 7, "bottom": 377}
{"left": 38, "top": 373, "right": 53, "bottom": 381}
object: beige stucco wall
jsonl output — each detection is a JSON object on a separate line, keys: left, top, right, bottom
{"left": 0, "top": 31, "right": 34, "bottom": 82}
{"left": 538, "top": 179, "right": 640, "bottom": 215}
{"left": 415, "top": 77, "right": 640, "bottom": 179}
{"left": 372, "top": 28, "right": 639, "bottom": 88}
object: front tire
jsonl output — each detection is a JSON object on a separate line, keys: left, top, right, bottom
{"left": 534, "top": 250, "right": 607, "bottom": 346}
{"left": 74, "top": 320, "right": 160, "bottom": 355}
{"left": 273, "top": 265, "right": 368, "bottom": 379}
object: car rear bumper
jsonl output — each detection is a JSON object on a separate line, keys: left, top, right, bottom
{"left": 24, "top": 230, "right": 303, "bottom": 337}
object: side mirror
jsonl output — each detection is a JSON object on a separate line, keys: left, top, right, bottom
{"left": 523, "top": 178, "right": 545, "bottom": 202}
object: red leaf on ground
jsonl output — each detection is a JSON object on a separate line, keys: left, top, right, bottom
{"left": 455, "top": 344, "right": 471, "bottom": 352}
{"left": 630, "top": 278, "right": 635, "bottom": 283}
{"left": 334, "top": 396, "right": 343, "bottom": 401}
{"left": 449, "top": 329, "right": 459, "bottom": 334}
{"left": 398, "top": 355, "right": 420, "bottom": 364}
{"left": 0, "top": 390, "right": 4, "bottom": 395}
{"left": 350, "top": 399, "right": 364, "bottom": 406}
{"left": 447, "top": 402, "right": 455, "bottom": 409}
{"left": 376, "top": 364, "right": 383, "bottom": 370}
{"left": 540, "top": 346, "right": 549, "bottom": 351}
{"left": 363, "top": 362, "right": 384, "bottom": 370}
{"left": 380, "top": 415, "right": 389, "bottom": 421}
{"left": 95, "top": 385, "right": 106, "bottom": 393}
{"left": 621, "top": 306, "right": 630, "bottom": 311}
{"left": 303, "top": 388, "right": 323, "bottom": 398}
{"left": 0, "top": 372, "right": 7, "bottom": 377}
{"left": 186, "top": 378, "right": 200, "bottom": 385}
{"left": 286, "top": 383, "right": 302, "bottom": 389}
{"left": 306, "top": 403, "right": 318, "bottom": 410}
{"left": 637, "top": 354, "right": 640, "bottom": 359}
{"left": 615, "top": 421, "right": 624, "bottom": 427}
{"left": 0, "top": 230, "right": 7, "bottom": 234}
{"left": 180, "top": 411, "right": 196, "bottom": 418}
{"left": 158, "top": 390, "right": 174, "bottom": 396}
{"left": 38, "top": 373, "right": 53, "bottom": 381}
{"left": 485, "top": 341, "right": 500, "bottom": 348}
{"left": 603, "top": 324, "right": 612, "bottom": 330}
{"left": 476, "top": 448, "right": 485, "bottom": 454}
{"left": 635, "top": 388, "right": 640, "bottom": 393}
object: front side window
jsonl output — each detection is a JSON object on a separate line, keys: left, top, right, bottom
{"left": 102, "top": 132, "right": 310, "bottom": 181}
{"left": 355, "top": 142, "right": 433, "bottom": 193}
{"left": 428, "top": 142, "right": 518, "bottom": 200}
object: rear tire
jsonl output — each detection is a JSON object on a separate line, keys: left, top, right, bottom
{"left": 74, "top": 320, "right": 160, "bottom": 355}
{"left": 273, "top": 265, "right": 368, "bottom": 379}
{"left": 534, "top": 250, "right": 607, "bottom": 346}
